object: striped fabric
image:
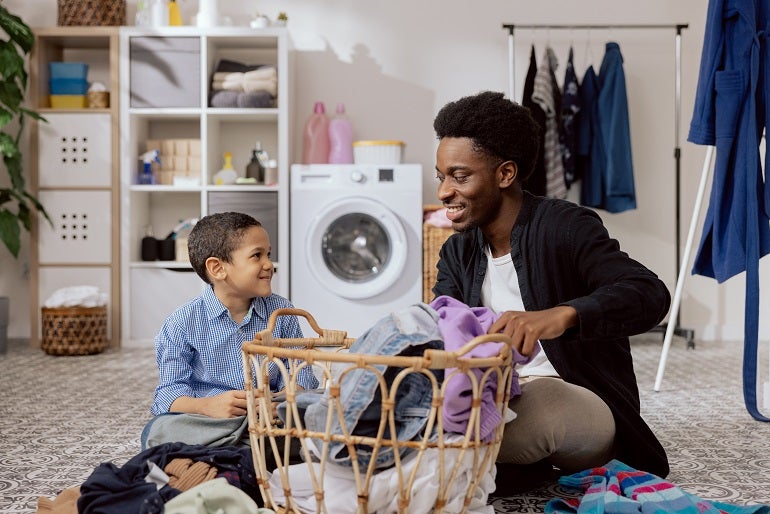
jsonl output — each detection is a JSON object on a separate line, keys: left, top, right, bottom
{"left": 532, "top": 46, "right": 568, "bottom": 200}
{"left": 546, "top": 459, "right": 770, "bottom": 514}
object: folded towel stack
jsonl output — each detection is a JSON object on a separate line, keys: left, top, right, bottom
{"left": 209, "top": 59, "right": 277, "bottom": 108}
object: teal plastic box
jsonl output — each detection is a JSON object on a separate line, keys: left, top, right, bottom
{"left": 49, "top": 62, "right": 89, "bottom": 80}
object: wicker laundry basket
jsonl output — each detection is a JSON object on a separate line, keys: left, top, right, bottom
{"left": 57, "top": 0, "right": 126, "bottom": 26}
{"left": 41, "top": 306, "right": 108, "bottom": 355}
{"left": 242, "top": 308, "right": 515, "bottom": 514}
{"left": 423, "top": 205, "right": 454, "bottom": 303}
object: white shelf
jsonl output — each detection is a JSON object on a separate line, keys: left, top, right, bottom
{"left": 119, "top": 26, "right": 291, "bottom": 345}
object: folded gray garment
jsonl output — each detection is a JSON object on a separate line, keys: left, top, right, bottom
{"left": 141, "top": 413, "right": 250, "bottom": 450}
{"left": 237, "top": 91, "right": 273, "bottom": 108}
{"left": 209, "top": 90, "right": 239, "bottom": 107}
{"left": 210, "top": 90, "right": 273, "bottom": 108}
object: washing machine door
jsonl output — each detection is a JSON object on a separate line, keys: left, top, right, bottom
{"left": 306, "top": 196, "right": 407, "bottom": 300}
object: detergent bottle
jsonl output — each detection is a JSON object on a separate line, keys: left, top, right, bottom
{"left": 213, "top": 151, "right": 237, "bottom": 185}
{"left": 328, "top": 103, "right": 354, "bottom": 164}
{"left": 302, "top": 101, "right": 330, "bottom": 164}
{"left": 138, "top": 149, "right": 161, "bottom": 184}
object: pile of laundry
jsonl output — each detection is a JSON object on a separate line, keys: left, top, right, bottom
{"left": 261, "top": 297, "right": 534, "bottom": 513}
{"left": 209, "top": 59, "right": 277, "bottom": 108}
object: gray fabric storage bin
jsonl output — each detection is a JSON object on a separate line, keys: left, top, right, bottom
{"left": 208, "top": 191, "right": 279, "bottom": 261}
{"left": 130, "top": 37, "right": 200, "bottom": 108}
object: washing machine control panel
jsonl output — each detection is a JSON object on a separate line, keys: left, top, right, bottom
{"left": 350, "top": 170, "right": 366, "bottom": 183}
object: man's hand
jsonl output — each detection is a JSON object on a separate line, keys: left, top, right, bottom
{"left": 488, "top": 306, "right": 578, "bottom": 356}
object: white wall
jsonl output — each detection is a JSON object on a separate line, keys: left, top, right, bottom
{"left": 2, "top": 0, "right": 768, "bottom": 344}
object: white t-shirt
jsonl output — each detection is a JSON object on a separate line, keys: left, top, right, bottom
{"left": 481, "top": 246, "right": 559, "bottom": 378}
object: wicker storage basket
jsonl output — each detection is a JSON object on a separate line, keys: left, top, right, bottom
{"left": 242, "top": 308, "right": 515, "bottom": 514}
{"left": 423, "top": 205, "right": 454, "bottom": 303}
{"left": 57, "top": 0, "right": 126, "bottom": 26}
{"left": 41, "top": 306, "right": 108, "bottom": 355}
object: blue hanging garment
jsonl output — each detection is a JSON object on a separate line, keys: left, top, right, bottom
{"left": 688, "top": 0, "right": 770, "bottom": 421}
{"left": 596, "top": 42, "right": 636, "bottom": 213}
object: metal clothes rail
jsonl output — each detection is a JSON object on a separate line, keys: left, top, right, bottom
{"left": 501, "top": 23, "right": 692, "bottom": 390}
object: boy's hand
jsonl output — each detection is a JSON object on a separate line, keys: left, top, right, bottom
{"left": 199, "top": 390, "right": 248, "bottom": 418}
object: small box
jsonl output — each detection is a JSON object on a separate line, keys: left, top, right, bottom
{"left": 145, "top": 140, "right": 161, "bottom": 152}
{"left": 187, "top": 139, "right": 201, "bottom": 156}
{"left": 174, "top": 139, "right": 189, "bottom": 155}
{"left": 175, "top": 237, "right": 190, "bottom": 262}
{"left": 87, "top": 90, "right": 109, "bottom": 108}
{"left": 160, "top": 157, "right": 175, "bottom": 171}
{"left": 173, "top": 155, "right": 188, "bottom": 171}
{"left": 157, "top": 170, "right": 174, "bottom": 185}
{"left": 50, "top": 78, "right": 89, "bottom": 95}
{"left": 161, "top": 139, "right": 176, "bottom": 156}
{"left": 187, "top": 156, "right": 201, "bottom": 172}
{"left": 49, "top": 62, "right": 88, "bottom": 80}
{"left": 50, "top": 95, "right": 87, "bottom": 108}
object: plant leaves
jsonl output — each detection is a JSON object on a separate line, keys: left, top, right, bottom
{"left": 0, "top": 5, "right": 34, "bottom": 54}
{"left": 0, "top": 209, "right": 21, "bottom": 258}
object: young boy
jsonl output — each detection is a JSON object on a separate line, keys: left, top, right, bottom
{"left": 141, "top": 212, "right": 318, "bottom": 449}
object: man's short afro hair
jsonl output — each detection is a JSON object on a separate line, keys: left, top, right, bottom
{"left": 433, "top": 91, "right": 540, "bottom": 181}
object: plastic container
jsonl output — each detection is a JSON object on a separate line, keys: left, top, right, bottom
{"left": 302, "top": 101, "right": 330, "bottom": 164}
{"left": 49, "top": 62, "right": 88, "bottom": 80}
{"left": 246, "top": 144, "right": 265, "bottom": 183}
{"left": 353, "top": 140, "right": 405, "bottom": 164}
{"left": 50, "top": 78, "right": 89, "bottom": 95}
{"left": 328, "top": 103, "right": 354, "bottom": 164}
{"left": 49, "top": 95, "right": 87, "bottom": 108}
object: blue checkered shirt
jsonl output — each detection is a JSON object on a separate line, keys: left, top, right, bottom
{"left": 151, "top": 284, "right": 318, "bottom": 415}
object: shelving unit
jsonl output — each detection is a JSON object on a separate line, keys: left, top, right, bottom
{"left": 119, "top": 27, "right": 291, "bottom": 346}
{"left": 29, "top": 26, "right": 121, "bottom": 347}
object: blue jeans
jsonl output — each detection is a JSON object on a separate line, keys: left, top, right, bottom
{"left": 298, "top": 303, "right": 443, "bottom": 470}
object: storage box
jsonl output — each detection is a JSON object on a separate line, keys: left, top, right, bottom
{"left": 57, "top": 0, "right": 126, "bottom": 26}
{"left": 50, "top": 95, "right": 87, "bottom": 108}
{"left": 130, "top": 37, "right": 200, "bottom": 108}
{"left": 50, "top": 78, "right": 89, "bottom": 95}
{"left": 49, "top": 62, "right": 88, "bottom": 80}
{"left": 208, "top": 191, "right": 279, "bottom": 261}
{"left": 87, "top": 90, "right": 109, "bottom": 108}
{"left": 353, "top": 140, "right": 405, "bottom": 164}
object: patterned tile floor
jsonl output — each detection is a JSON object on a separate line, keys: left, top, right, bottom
{"left": 1, "top": 335, "right": 769, "bottom": 513}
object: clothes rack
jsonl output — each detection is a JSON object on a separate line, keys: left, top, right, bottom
{"left": 502, "top": 24, "right": 694, "bottom": 377}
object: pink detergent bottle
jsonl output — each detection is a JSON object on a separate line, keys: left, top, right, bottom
{"left": 302, "top": 101, "right": 330, "bottom": 164}
{"left": 328, "top": 103, "right": 354, "bottom": 164}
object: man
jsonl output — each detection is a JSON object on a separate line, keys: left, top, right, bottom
{"left": 431, "top": 91, "right": 670, "bottom": 482}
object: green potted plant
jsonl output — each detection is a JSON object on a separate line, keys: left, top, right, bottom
{"left": 0, "top": 1, "right": 49, "bottom": 259}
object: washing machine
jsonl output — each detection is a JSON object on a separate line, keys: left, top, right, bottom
{"left": 290, "top": 163, "right": 422, "bottom": 337}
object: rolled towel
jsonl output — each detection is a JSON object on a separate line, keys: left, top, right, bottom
{"left": 237, "top": 91, "right": 274, "bottom": 108}
{"left": 242, "top": 77, "right": 277, "bottom": 96}
{"left": 209, "top": 90, "right": 239, "bottom": 108}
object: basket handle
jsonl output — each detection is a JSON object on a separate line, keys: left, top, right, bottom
{"left": 256, "top": 307, "right": 349, "bottom": 346}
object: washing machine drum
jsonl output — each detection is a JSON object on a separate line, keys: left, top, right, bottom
{"left": 306, "top": 197, "right": 408, "bottom": 300}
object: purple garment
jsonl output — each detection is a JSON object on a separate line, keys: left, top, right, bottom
{"left": 429, "top": 296, "right": 537, "bottom": 441}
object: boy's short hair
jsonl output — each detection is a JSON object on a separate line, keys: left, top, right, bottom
{"left": 433, "top": 90, "right": 541, "bottom": 182}
{"left": 188, "top": 212, "right": 263, "bottom": 284}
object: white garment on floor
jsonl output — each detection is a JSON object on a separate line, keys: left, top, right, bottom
{"left": 266, "top": 435, "right": 495, "bottom": 514}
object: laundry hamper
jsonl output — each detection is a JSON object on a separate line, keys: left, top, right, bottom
{"left": 41, "top": 306, "right": 108, "bottom": 355}
{"left": 242, "top": 308, "right": 515, "bottom": 514}
{"left": 423, "top": 205, "right": 454, "bottom": 302}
